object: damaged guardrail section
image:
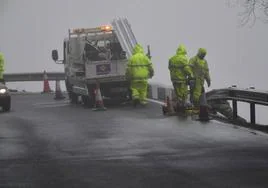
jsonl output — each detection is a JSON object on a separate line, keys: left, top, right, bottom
{"left": 147, "top": 84, "right": 268, "bottom": 126}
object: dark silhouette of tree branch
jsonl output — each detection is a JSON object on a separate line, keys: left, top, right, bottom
{"left": 228, "top": 0, "right": 268, "bottom": 26}
{"left": 241, "top": 0, "right": 259, "bottom": 26}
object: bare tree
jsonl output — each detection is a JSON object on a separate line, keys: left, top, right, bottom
{"left": 240, "top": 0, "right": 268, "bottom": 25}
{"left": 227, "top": 0, "right": 268, "bottom": 26}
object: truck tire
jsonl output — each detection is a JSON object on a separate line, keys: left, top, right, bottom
{"left": 70, "top": 92, "right": 78, "bottom": 104}
{"left": 82, "top": 95, "right": 93, "bottom": 108}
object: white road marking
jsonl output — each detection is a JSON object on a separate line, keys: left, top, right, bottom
{"left": 146, "top": 98, "right": 165, "bottom": 105}
{"left": 33, "top": 100, "right": 69, "bottom": 106}
{"left": 33, "top": 103, "right": 70, "bottom": 108}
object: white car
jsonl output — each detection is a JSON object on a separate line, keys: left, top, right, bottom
{"left": 0, "top": 83, "right": 11, "bottom": 112}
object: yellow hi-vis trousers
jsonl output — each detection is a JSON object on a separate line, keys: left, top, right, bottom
{"left": 130, "top": 80, "right": 148, "bottom": 104}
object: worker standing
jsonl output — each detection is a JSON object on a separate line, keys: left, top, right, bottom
{"left": 168, "top": 44, "right": 194, "bottom": 111}
{"left": 189, "top": 48, "right": 211, "bottom": 108}
{"left": 0, "top": 51, "right": 5, "bottom": 84}
{"left": 126, "top": 44, "right": 154, "bottom": 106}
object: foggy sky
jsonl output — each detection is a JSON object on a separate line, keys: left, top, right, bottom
{"left": 0, "top": 0, "right": 268, "bottom": 91}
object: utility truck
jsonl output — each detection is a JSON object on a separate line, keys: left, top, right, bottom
{"left": 52, "top": 18, "right": 145, "bottom": 106}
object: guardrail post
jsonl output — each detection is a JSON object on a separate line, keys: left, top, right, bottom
{"left": 232, "top": 100, "right": 238, "bottom": 119}
{"left": 250, "top": 103, "right": 256, "bottom": 124}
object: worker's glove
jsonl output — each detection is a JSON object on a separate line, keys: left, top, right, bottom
{"left": 188, "top": 78, "right": 195, "bottom": 88}
{"left": 125, "top": 72, "right": 131, "bottom": 81}
{"left": 189, "top": 80, "right": 195, "bottom": 88}
{"left": 207, "top": 79, "right": 211, "bottom": 87}
{"left": 149, "top": 69, "right": 154, "bottom": 78}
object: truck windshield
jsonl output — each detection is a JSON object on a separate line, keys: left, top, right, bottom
{"left": 84, "top": 38, "right": 126, "bottom": 61}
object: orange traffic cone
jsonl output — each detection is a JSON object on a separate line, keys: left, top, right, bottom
{"left": 54, "top": 79, "right": 65, "bottom": 100}
{"left": 42, "top": 70, "right": 52, "bottom": 93}
{"left": 92, "top": 81, "right": 106, "bottom": 111}
{"left": 198, "top": 88, "right": 210, "bottom": 121}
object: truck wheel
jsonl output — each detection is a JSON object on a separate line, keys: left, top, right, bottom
{"left": 82, "top": 96, "right": 93, "bottom": 108}
{"left": 121, "top": 91, "right": 132, "bottom": 103}
{"left": 70, "top": 92, "right": 78, "bottom": 104}
{"left": 65, "top": 80, "right": 73, "bottom": 100}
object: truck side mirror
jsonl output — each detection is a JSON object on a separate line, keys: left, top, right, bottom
{"left": 52, "top": 50, "right": 59, "bottom": 61}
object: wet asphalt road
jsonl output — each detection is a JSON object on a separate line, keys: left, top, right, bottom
{"left": 1, "top": 94, "right": 268, "bottom": 188}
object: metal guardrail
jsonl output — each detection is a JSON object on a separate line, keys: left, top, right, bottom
{"left": 147, "top": 84, "right": 268, "bottom": 125}
{"left": 4, "top": 72, "right": 65, "bottom": 82}
{"left": 206, "top": 87, "right": 268, "bottom": 124}
{"left": 206, "top": 87, "right": 268, "bottom": 106}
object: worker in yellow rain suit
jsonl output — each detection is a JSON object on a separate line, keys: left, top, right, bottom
{"left": 168, "top": 44, "right": 194, "bottom": 110}
{"left": 126, "top": 44, "right": 154, "bottom": 106}
{"left": 189, "top": 48, "right": 211, "bottom": 108}
{"left": 0, "top": 52, "right": 5, "bottom": 83}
